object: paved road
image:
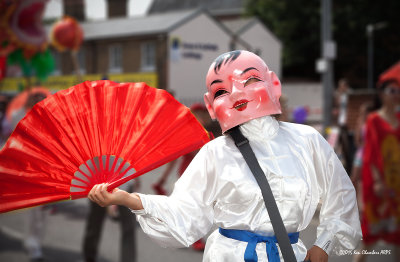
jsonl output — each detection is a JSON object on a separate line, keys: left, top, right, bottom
{"left": 0, "top": 165, "right": 395, "bottom": 262}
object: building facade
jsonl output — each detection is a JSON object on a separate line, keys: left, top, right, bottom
{"left": 2, "top": 1, "right": 282, "bottom": 108}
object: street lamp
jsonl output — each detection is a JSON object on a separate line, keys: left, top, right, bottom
{"left": 366, "top": 21, "right": 387, "bottom": 89}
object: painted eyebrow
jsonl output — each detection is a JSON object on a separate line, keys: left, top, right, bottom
{"left": 241, "top": 67, "right": 259, "bottom": 75}
{"left": 210, "top": 79, "right": 223, "bottom": 86}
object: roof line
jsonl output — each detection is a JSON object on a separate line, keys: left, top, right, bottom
{"left": 166, "top": 7, "right": 242, "bottom": 45}
{"left": 201, "top": 8, "right": 236, "bottom": 39}
{"left": 166, "top": 8, "right": 204, "bottom": 32}
{"left": 83, "top": 30, "right": 167, "bottom": 40}
{"left": 235, "top": 18, "right": 258, "bottom": 35}
{"left": 236, "top": 17, "right": 281, "bottom": 45}
{"left": 202, "top": 8, "right": 256, "bottom": 51}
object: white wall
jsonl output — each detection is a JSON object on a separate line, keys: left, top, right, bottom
{"left": 239, "top": 22, "right": 282, "bottom": 78}
{"left": 282, "top": 82, "right": 322, "bottom": 123}
{"left": 168, "top": 13, "right": 231, "bottom": 106}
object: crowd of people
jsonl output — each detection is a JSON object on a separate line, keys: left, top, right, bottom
{"left": 331, "top": 75, "right": 400, "bottom": 262}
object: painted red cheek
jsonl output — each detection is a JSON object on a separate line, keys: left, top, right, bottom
{"left": 228, "top": 75, "right": 233, "bottom": 81}
{"left": 273, "top": 81, "right": 280, "bottom": 86}
{"left": 215, "top": 105, "right": 229, "bottom": 122}
{"left": 254, "top": 88, "right": 270, "bottom": 104}
{"left": 216, "top": 111, "right": 229, "bottom": 122}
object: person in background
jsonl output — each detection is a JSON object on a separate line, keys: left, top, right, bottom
{"left": 152, "top": 103, "right": 215, "bottom": 196}
{"left": 333, "top": 78, "right": 354, "bottom": 173}
{"left": 83, "top": 73, "right": 138, "bottom": 262}
{"left": 334, "top": 79, "right": 350, "bottom": 127}
{"left": 88, "top": 50, "right": 361, "bottom": 262}
{"left": 354, "top": 79, "right": 400, "bottom": 262}
{"left": 13, "top": 92, "right": 49, "bottom": 262}
{"left": 350, "top": 101, "right": 373, "bottom": 213}
{"left": 152, "top": 103, "right": 215, "bottom": 251}
{"left": 2, "top": 92, "right": 48, "bottom": 139}
{"left": 82, "top": 180, "right": 138, "bottom": 262}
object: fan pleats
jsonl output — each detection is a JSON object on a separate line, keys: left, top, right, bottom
{"left": 0, "top": 81, "right": 210, "bottom": 213}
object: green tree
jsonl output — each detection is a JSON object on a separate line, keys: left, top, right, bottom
{"left": 333, "top": 0, "right": 400, "bottom": 88}
{"left": 245, "top": 0, "right": 400, "bottom": 88}
{"left": 245, "top": 0, "right": 321, "bottom": 80}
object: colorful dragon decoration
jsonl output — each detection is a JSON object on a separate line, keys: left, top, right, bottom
{"left": 0, "top": 0, "right": 54, "bottom": 82}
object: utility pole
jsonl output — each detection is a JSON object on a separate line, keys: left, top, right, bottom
{"left": 317, "top": 0, "right": 335, "bottom": 136}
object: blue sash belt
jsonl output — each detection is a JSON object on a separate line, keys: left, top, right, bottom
{"left": 219, "top": 228, "right": 299, "bottom": 262}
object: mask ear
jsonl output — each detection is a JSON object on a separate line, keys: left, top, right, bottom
{"left": 204, "top": 93, "right": 216, "bottom": 120}
{"left": 269, "top": 71, "right": 282, "bottom": 100}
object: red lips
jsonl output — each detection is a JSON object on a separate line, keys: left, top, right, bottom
{"left": 232, "top": 99, "right": 250, "bottom": 111}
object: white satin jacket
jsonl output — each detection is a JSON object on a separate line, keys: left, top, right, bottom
{"left": 132, "top": 116, "right": 362, "bottom": 261}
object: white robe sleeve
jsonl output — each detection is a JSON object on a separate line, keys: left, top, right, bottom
{"left": 132, "top": 144, "right": 216, "bottom": 248}
{"left": 311, "top": 131, "right": 362, "bottom": 255}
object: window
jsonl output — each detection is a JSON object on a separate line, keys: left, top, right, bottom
{"left": 109, "top": 44, "right": 122, "bottom": 73}
{"left": 141, "top": 42, "right": 156, "bottom": 72}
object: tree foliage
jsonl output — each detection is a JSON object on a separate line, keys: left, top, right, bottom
{"left": 245, "top": 0, "right": 400, "bottom": 88}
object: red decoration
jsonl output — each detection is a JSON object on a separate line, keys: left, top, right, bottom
{"left": 0, "top": 56, "right": 6, "bottom": 80}
{"left": 0, "top": 0, "right": 48, "bottom": 57}
{"left": 378, "top": 61, "right": 400, "bottom": 87}
{"left": 0, "top": 81, "right": 210, "bottom": 213}
{"left": 50, "top": 16, "right": 83, "bottom": 52}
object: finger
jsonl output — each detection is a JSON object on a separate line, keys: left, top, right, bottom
{"left": 91, "top": 186, "right": 105, "bottom": 206}
{"left": 93, "top": 184, "right": 106, "bottom": 205}
{"left": 97, "top": 183, "right": 108, "bottom": 203}
{"left": 99, "top": 183, "right": 110, "bottom": 202}
{"left": 112, "top": 187, "right": 120, "bottom": 193}
{"left": 88, "top": 184, "right": 100, "bottom": 202}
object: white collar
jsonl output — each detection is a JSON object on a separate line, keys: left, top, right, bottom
{"left": 238, "top": 116, "right": 279, "bottom": 142}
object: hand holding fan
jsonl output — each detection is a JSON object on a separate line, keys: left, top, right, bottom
{"left": 0, "top": 80, "right": 210, "bottom": 213}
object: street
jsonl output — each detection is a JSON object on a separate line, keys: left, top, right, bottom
{"left": 0, "top": 164, "right": 395, "bottom": 262}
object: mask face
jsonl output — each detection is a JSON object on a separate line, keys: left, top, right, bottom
{"left": 204, "top": 50, "right": 282, "bottom": 133}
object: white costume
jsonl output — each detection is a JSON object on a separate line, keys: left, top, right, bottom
{"left": 133, "top": 116, "right": 362, "bottom": 261}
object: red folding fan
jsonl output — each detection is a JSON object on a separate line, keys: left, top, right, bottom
{"left": 0, "top": 80, "right": 210, "bottom": 213}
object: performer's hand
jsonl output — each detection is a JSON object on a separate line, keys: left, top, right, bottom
{"left": 304, "top": 245, "right": 328, "bottom": 262}
{"left": 88, "top": 183, "right": 143, "bottom": 210}
{"left": 88, "top": 183, "right": 128, "bottom": 207}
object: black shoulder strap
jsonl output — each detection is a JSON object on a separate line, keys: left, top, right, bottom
{"left": 228, "top": 126, "right": 297, "bottom": 262}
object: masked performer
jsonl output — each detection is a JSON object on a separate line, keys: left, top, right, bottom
{"left": 88, "top": 51, "right": 361, "bottom": 262}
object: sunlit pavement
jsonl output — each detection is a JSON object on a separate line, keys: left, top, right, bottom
{"left": 0, "top": 165, "right": 395, "bottom": 262}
